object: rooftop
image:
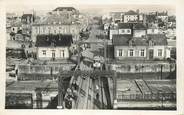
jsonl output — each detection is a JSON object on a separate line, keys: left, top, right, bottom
{"left": 125, "top": 10, "right": 138, "bottom": 15}
{"left": 133, "top": 23, "right": 147, "bottom": 30}
{"left": 53, "top": 7, "right": 76, "bottom": 11}
{"left": 22, "top": 14, "right": 33, "bottom": 18}
{"left": 147, "top": 34, "right": 168, "bottom": 45}
{"left": 35, "top": 34, "right": 73, "bottom": 47}
{"left": 33, "top": 14, "right": 78, "bottom": 25}
{"left": 118, "top": 23, "right": 133, "bottom": 29}
{"left": 112, "top": 34, "right": 168, "bottom": 46}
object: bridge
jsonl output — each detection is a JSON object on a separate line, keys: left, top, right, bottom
{"left": 57, "top": 70, "right": 116, "bottom": 109}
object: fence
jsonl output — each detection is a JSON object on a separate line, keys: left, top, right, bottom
{"left": 117, "top": 92, "right": 176, "bottom": 102}
{"left": 110, "top": 62, "right": 176, "bottom": 73}
{"left": 17, "top": 64, "right": 76, "bottom": 81}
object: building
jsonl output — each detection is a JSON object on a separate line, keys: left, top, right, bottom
{"left": 133, "top": 23, "right": 147, "bottom": 37}
{"left": 35, "top": 34, "right": 73, "bottom": 60}
{"left": 109, "top": 23, "right": 133, "bottom": 40}
{"left": 146, "top": 23, "right": 159, "bottom": 34}
{"left": 109, "top": 12, "right": 124, "bottom": 23}
{"left": 31, "top": 14, "right": 81, "bottom": 42}
{"left": 112, "top": 34, "right": 169, "bottom": 60}
{"left": 157, "top": 11, "right": 168, "bottom": 22}
{"left": 10, "top": 22, "right": 22, "bottom": 34}
{"left": 123, "top": 10, "right": 138, "bottom": 23}
{"left": 21, "top": 14, "right": 35, "bottom": 24}
{"left": 52, "top": 7, "right": 79, "bottom": 16}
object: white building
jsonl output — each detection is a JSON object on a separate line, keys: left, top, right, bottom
{"left": 35, "top": 34, "right": 73, "bottom": 60}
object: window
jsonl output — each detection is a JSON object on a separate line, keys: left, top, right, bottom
{"left": 127, "top": 29, "right": 130, "bottom": 33}
{"left": 60, "top": 50, "right": 65, "bottom": 58}
{"left": 43, "top": 27, "right": 45, "bottom": 33}
{"left": 158, "top": 49, "right": 162, "bottom": 57}
{"left": 54, "top": 30, "right": 56, "bottom": 34}
{"left": 118, "top": 49, "right": 123, "bottom": 57}
{"left": 152, "top": 29, "right": 154, "bottom": 33}
{"left": 42, "top": 50, "right": 46, "bottom": 55}
{"left": 129, "top": 49, "right": 134, "bottom": 57}
{"left": 121, "top": 30, "right": 125, "bottom": 33}
{"left": 140, "top": 49, "right": 145, "bottom": 57}
{"left": 149, "top": 40, "right": 154, "bottom": 46}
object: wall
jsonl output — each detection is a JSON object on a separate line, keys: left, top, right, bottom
{"left": 114, "top": 46, "right": 147, "bottom": 60}
{"left": 118, "top": 29, "right": 132, "bottom": 35}
{"left": 148, "top": 46, "right": 167, "bottom": 59}
{"left": 109, "top": 29, "right": 118, "bottom": 40}
{"left": 147, "top": 29, "right": 159, "bottom": 34}
{"left": 110, "top": 62, "right": 176, "bottom": 73}
{"left": 37, "top": 47, "right": 69, "bottom": 60}
{"left": 32, "top": 24, "right": 80, "bottom": 42}
{"left": 124, "top": 15, "right": 138, "bottom": 23}
{"left": 17, "top": 64, "right": 75, "bottom": 80}
{"left": 114, "top": 45, "right": 168, "bottom": 60}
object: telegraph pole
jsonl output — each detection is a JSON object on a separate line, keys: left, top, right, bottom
{"left": 160, "top": 65, "right": 163, "bottom": 80}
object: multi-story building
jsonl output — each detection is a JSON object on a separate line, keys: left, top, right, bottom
{"left": 112, "top": 34, "right": 169, "bottom": 60}
{"left": 31, "top": 14, "right": 81, "bottom": 42}
{"left": 21, "top": 14, "right": 35, "bottom": 24}
{"left": 123, "top": 10, "right": 144, "bottom": 23}
{"left": 35, "top": 34, "right": 73, "bottom": 60}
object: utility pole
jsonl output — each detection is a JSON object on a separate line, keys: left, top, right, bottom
{"left": 160, "top": 65, "right": 163, "bottom": 80}
{"left": 57, "top": 76, "right": 64, "bottom": 109}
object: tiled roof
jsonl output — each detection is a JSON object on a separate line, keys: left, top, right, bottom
{"left": 147, "top": 34, "right": 168, "bottom": 45}
{"left": 22, "top": 14, "right": 33, "bottom": 18}
{"left": 157, "top": 12, "right": 168, "bottom": 16}
{"left": 53, "top": 7, "right": 76, "bottom": 11}
{"left": 112, "top": 35, "right": 132, "bottom": 46}
{"left": 33, "top": 14, "right": 79, "bottom": 25}
{"left": 125, "top": 10, "right": 138, "bottom": 15}
{"left": 118, "top": 23, "right": 133, "bottom": 29}
{"left": 112, "top": 34, "right": 168, "bottom": 46}
{"left": 133, "top": 23, "right": 147, "bottom": 30}
{"left": 35, "top": 34, "right": 73, "bottom": 47}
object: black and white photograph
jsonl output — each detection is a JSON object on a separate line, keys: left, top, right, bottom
{"left": 3, "top": 0, "right": 179, "bottom": 111}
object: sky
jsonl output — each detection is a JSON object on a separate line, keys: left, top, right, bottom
{"left": 4, "top": 0, "right": 176, "bottom": 16}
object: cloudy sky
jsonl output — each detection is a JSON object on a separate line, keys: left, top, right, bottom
{"left": 5, "top": 0, "right": 176, "bottom": 15}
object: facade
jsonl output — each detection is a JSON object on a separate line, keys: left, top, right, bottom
{"left": 109, "top": 12, "right": 124, "bottom": 22}
{"left": 112, "top": 34, "right": 169, "bottom": 60}
{"left": 31, "top": 14, "right": 81, "bottom": 42}
{"left": 11, "top": 23, "right": 22, "bottom": 34}
{"left": 123, "top": 10, "right": 144, "bottom": 23}
{"left": 109, "top": 23, "right": 132, "bottom": 40}
{"left": 123, "top": 10, "right": 138, "bottom": 23}
{"left": 21, "top": 14, "right": 35, "bottom": 24}
{"left": 35, "top": 34, "right": 73, "bottom": 60}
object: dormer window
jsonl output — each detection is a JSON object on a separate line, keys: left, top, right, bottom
{"left": 149, "top": 40, "right": 154, "bottom": 46}
{"left": 51, "top": 42, "right": 55, "bottom": 47}
{"left": 129, "top": 39, "right": 135, "bottom": 46}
